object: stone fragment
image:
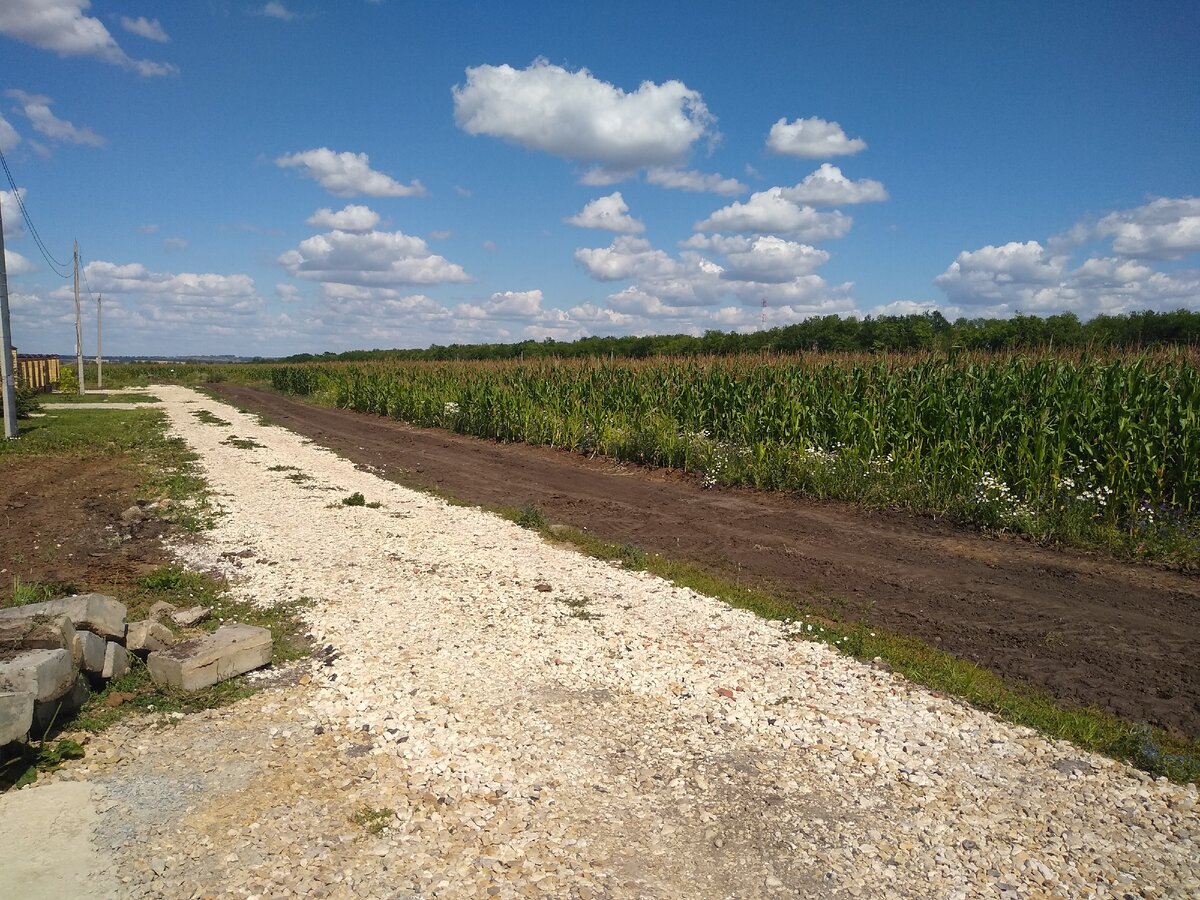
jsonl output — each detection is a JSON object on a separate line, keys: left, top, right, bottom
{"left": 125, "top": 620, "right": 177, "bottom": 654}
{"left": 148, "top": 601, "right": 178, "bottom": 622}
{"left": 0, "top": 690, "right": 34, "bottom": 745}
{"left": 73, "top": 630, "right": 108, "bottom": 674}
{"left": 32, "top": 674, "right": 90, "bottom": 734}
{"left": 0, "top": 614, "right": 75, "bottom": 655}
{"left": 0, "top": 648, "right": 76, "bottom": 701}
{"left": 102, "top": 642, "right": 130, "bottom": 680}
{"left": 147, "top": 624, "right": 272, "bottom": 691}
{"left": 171, "top": 606, "right": 211, "bottom": 628}
{"left": 0, "top": 594, "right": 126, "bottom": 640}
{"left": 120, "top": 505, "right": 146, "bottom": 525}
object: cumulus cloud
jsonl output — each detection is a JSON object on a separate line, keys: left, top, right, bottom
{"left": 1, "top": 189, "right": 26, "bottom": 240}
{"left": 279, "top": 229, "right": 473, "bottom": 287}
{"left": 695, "top": 188, "right": 853, "bottom": 240}
{"left": 644, "top": 167, "right": 746, "bottom": 196}
{"left": 934, "top": 221, "right": 1200, "bottom": 318}
{"left": 275, "top": 283, "right": 303, "bottom": 303}
{"left": 0, "top": 112, "right": 19, "bottom": 151}
{"left": 682, "top": 234, "right": 830, "bottom": 283}
{"left": 6, "top": 90, "right": 104, "bottom": 146}
{"left": 766, "top": 117, "right": 866, "bottom": 158}
{"left": 575, "top": 236, "right": 679, "bottom": 282}
{"left": 1093, "top": 197, "right": 1200, "bottom": 261}
{"left": 0, "top": 0, "right": 176, "bottom": 76}
{"left": 564, "top": 192, "right": 644, "bottom": 234}
{"left": 453, "top": 59, "right": 716, "bottom": 180}
{"left": 458, "top": 290, "right": 544, "bottom": 319}
{"left": 783, "top": 164, "right": 887, "bottom": 206}
{"left": 276, "top": 148, "right": 426, "bottom": 198}
{"left": 120, "top": 16, "right": 169, "bottom": 42}
{"left": 306, "top": 204, "right": 381, "bottom": 232}
{"left": 4, "top": 248, "right": 36, "bottom": 276}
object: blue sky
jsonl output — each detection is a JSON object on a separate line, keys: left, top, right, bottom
{"left": 1, "top": 0, "right": 1197, "bottom": 356}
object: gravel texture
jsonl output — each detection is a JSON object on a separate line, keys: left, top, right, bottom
{"left": 22, "top": 386, "right": 1200, "bottom": 898}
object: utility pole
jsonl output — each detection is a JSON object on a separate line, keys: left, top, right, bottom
{"left": 73, "top": 240, "right": 84, "bottom": 394}
{"left": 96, "top": 293, "right": 102, "bottom": 389}
{"left": 760, "top": 297, "right": 767, "bottom": 332}
{"left": 0, "top": 196, "right": 18, "bottom": 438}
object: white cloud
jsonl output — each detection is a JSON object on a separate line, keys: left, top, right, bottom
{"left": 682, "top": 234, "right": 830, "bottom": 283}
{"left": 275, "top": 283, "right": 303, "bottom": 303}
{"left": 305, "top": 204, "right": 381, "bottom": 232}
{"left": 783, "top": 164, "right": 887, "bottom": 206}
{"left": 766, "top": 117, "right": 867, "bottom": 158}
{"left": 276, "top": 148, "right": 426, "bottom": 198}
{"left": 644, "top": 167, "right": 746, "bottom": 197}
{"left": 136, "top": 224, "right": 160, "bottom": 234}
{"left": 279, "top": 229, "right": 473, "bottom": 287}
{"left": 120, "top": 16, "right": 169, "bottom": 42}
{"left": 428, "top": 229, "right": 453, "bottom": 240}
{"left": 83, "top": 261, "right": 259, "bottom": 302}
{"left": 1094, "top": 197, "right": 1200, "bottom": 261}
{"left": 695, "top": 188, "right": 852, "bottom": 240}
{"left": 6, "top": 90, "right": 104, "bottom": 146}
{"left": 4, "top": 248, "right": 35, "bottom": 275}
{"left": 260, "top": 2, "right": 296, "bottom": 21}
{"left": 458, "top": 289, "right": 544, "bottom": 319}
{"left": 0, "top": 112, "right": 19, "bottom": 151}
{"left": 1, "top": 189, "right": 26, "bottom": 240}
{"left": 564, "top": 192, "right": 644, "bottom": 234}
{"left": 934, "top": 229, "right": 1200, "bottom": 318}
{"left": 453, "top": 59, "right": 716, "bottom": 179}
{"left": 575, "top": 236, "right": 679, "bottom": 282}
{"left": 0, "top": 0, "right": 176, "bottom": 76}
{"left": 163, "top": 237, "right": 188, "bottom": 252}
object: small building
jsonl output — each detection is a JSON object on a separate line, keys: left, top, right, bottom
{"left": 10, "top": 348, "right": 60, "bottom": 393}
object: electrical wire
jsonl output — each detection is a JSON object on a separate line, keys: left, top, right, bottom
{"left": 0, "top": 145, "right": 72, "bottom": 279}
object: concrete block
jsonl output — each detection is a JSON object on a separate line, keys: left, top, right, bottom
{"left": 32, "top": 674, "right": 90, "bottom": 734}
{"left": 0, "top": 649, "right": 76, "bottom": 702}
{"left": 171, "top": 606, "right": 211, "bottom": 627}
{"left": 102, "top": 642, "right": 129, "bottom": 680}
{"left": 124, "top": 620, "right": 176, "bottom": 655}
{"left": 0, "top": 614, "right": 75, "bottom": 655}
{"left": 0, "top": 594, "right": 126, "bottom": 640}
{"left": 0, "top": 691, "right": 34, "bottom": 745}
{"left": 73, "top": 630, "right": 107, "bottom": 674}
{"left": 147, "top": 624, "right": 272, "bottom": 691}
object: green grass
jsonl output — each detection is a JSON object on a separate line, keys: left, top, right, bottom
{"left": 0, "top": 407, "right": 164, "bottom": 457}
{"left": 221, "top": 434, "right": 264, "bottom": 450}
{"left": 351, "top": 805, "right": 396, "bottom": 835}
{"left": 42, "top": 392, "right": 161, "bottom": 404}
{"left": 341, "top": 492, "right": 366, "bottom": 506}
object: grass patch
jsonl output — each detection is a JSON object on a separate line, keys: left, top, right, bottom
{"left": 1, "top": 735, "right": 85, "bottom": 791}
{"left": 351, "top": 805, "right": 396, "bottom": 835}
{"left": 558, "top": 596, "right": 600, "bottom": 621}
{"left": 341, "top": 492, "right": 366, "bottom": 506}
{"left": 221, "top": 435, "right": 264, "bottom": 450}
{"left": 192, "top": 409, "right": 232, "bottom": 427}
{"left": 267, "top": 464, "right": 299, "bottom": 472}
{"left": 512, "top": 504, "right": 549, "bottom": 530}
{"left": 6, "top": 575, "right": 75, "bottom": 607}
{"left": 43, "top": 393, "right": 160, "bottom": 404}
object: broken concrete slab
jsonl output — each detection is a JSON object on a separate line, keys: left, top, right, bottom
{"left": 72, "top": 631, "right": 107, "bottom": 674}
{"left": 0, "top": 594, "right": 126, "bottom": 641}
{"left": 124, "top": 620, "right": 176, "bottom": 655}
{"left": 0, "top": 614, "right": 75, "bottom": 656}
{"left": 101, "top": 642, "right": 129, "bottom": 680}
{"left": 0, "top": 649, "right": 76, "bottom": 702}
{"left": 147, "top": 601, "right": 177, "bottom": 622}
{"left": 0, "top": 691, "right": 34, "bottom": 745}
{"left": 32, "top": 675, "right": 90, "bottom": 734}
{"left": 170, "top": 606, "right": 211, "bottom": 628}
{"left": 147, "top": 624, "right": 272, "bottom": 691}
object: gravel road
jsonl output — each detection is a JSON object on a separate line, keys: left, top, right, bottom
{"left": 10, "top": 385, "right": 1198, "bottom": 899}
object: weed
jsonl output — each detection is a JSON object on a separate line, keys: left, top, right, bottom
{"left": 342, "top": 492, "right": 366, "bottom": 506}
{"left": 559, "top": 596, "right": 600, "bottom": 621}
{"left": 365, "top": 501, "right": 383, "bottom": 509}
{"left": 352, "top": 805, "right": 396, "bottom": 835}
{"left": 514, "top": 504, "right": 549, "bottom": 529}
{"left": 267, "top": 464, "right": 298, "bottom": 472}
{"left": 192, "top": 409, "right": 232, "bottom": 427}
{"left": 222, "top": 435, "right": 264, "bottom": 450}
{"left": 617, "top": 544, "right": 648, "bottom": 570}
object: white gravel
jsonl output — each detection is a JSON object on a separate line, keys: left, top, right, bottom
{"left": 50, "top": 386, "right": 1200, "bottom": 898}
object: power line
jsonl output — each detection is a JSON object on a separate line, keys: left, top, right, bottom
{"left": 0, "top": 145, "right": 71, "bottom": 279}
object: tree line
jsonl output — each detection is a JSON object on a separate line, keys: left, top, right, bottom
{"left": 279, "top": 308, "right": 1200, "bottom": 363}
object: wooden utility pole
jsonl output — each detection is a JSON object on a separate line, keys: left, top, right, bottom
{"left": 0, "top": 196, "right": 17, "bottom": 438}
{"left": 96, "top": 293, "right": 103, "bottom": 389}
{"left": 73, "top": 240, "right": 83, "bottom": 394}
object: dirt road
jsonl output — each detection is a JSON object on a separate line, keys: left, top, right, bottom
{"left": 212, "top": 384, "right": 1200, "bottom": 738}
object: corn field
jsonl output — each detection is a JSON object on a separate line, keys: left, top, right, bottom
{"left": 262, "top": 350, "right": 1200, "bottom": 544}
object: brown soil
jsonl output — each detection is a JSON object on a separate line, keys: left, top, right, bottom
{"left": 0, "top": 454, "right": 171, "bottom": 602}
{"left": 215, "top": 385, "right": 1200, "bottom": 738}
